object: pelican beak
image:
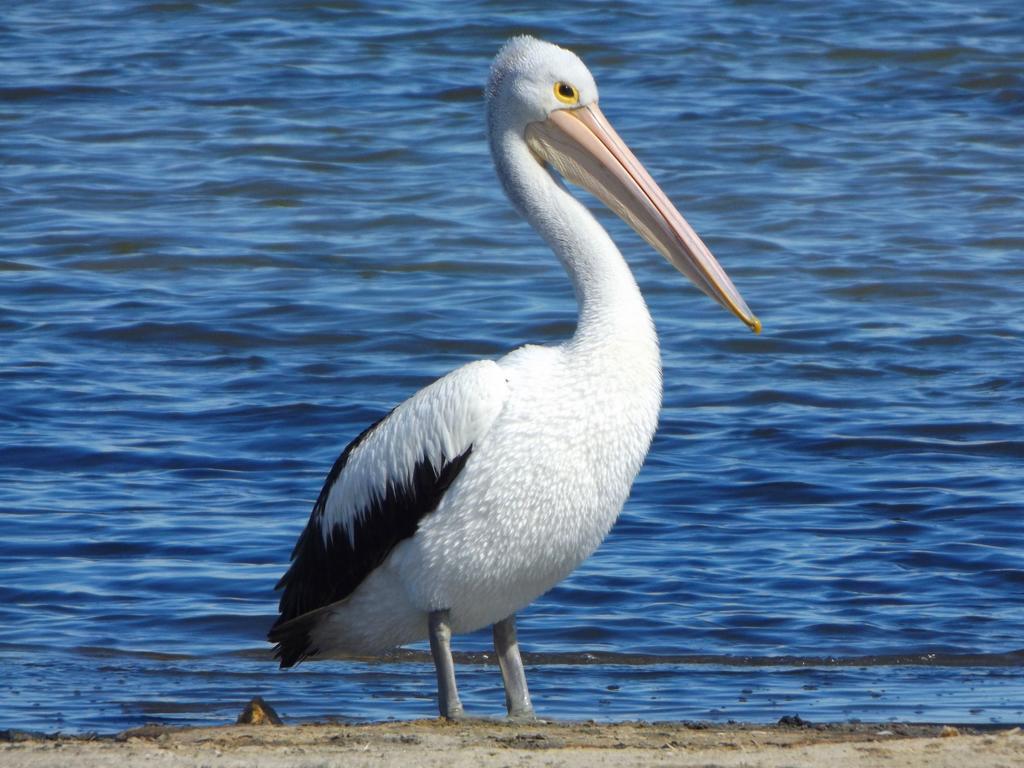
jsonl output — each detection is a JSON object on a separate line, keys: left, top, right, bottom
{"left": 525, "top": 104, "right": 760, "bottom": 333}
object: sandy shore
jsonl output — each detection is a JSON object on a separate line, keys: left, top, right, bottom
{"left": 2, "top": 718, "right": 1022, "bottom": 768}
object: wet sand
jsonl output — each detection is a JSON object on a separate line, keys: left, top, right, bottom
{"left": 3, "top": 719, "right": 1021, "bottom": 768}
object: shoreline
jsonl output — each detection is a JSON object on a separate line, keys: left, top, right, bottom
{"left": 3, "top": 718, "right": 1021, "bottom": 767}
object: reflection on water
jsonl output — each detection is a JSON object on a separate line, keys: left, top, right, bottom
{"left": 2, "top": 0, "right": 1023, "bottom": 733}
{"left": 3, "top": 644, "right": 1022, "bottom": 732}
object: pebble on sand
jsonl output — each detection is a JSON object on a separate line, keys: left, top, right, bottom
{"left": 236, "top": 697, "right": 283, "bottom": 726}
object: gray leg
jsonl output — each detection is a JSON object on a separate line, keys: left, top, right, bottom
{"left": 493, "top": 614, "right": 535, "bottom": 720}
{"left": 428, "top": 609, "right": 463, "bottom": 719}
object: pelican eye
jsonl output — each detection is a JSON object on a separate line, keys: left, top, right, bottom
{"left": 554, "top": 81, "right": 579, "bottom": 104}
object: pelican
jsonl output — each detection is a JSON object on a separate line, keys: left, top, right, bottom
{"left": 269, "top": 36, "right": 759, "bottom": 721}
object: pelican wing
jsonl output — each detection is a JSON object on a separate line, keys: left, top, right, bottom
{"left": 269, "top": 360, "right": 508, "bottom": 664}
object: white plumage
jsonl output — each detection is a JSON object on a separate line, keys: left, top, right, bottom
{"left": 312, "top": 333, "right": 660, "bottom": 652}
{"left": 269, "top": 36, "right": 758, "bottom": 720}
{"left": 320, "top": 360, "right": 508, "bottom": 550}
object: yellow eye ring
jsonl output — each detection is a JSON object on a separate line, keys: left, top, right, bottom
{"left": 553, "top": 81, "right": 579, "bottom": 105}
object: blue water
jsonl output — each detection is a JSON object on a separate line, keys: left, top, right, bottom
{"left": 2, "top": 1, "right": 1023, "bottom": 734}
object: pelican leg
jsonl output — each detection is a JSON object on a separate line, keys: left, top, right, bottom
{"left": 493, "top": 614, "right": 535, "bottom": 720}
{"left": 428, "top": 609, "right": 464, "bottom": 719}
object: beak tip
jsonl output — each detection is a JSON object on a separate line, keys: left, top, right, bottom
{"left": 748, "top": 315, "right": 762, "bottom": 335}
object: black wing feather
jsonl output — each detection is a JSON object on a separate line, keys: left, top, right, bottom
{"left": 268, "top": 413, "right": 472, "bottom": 667}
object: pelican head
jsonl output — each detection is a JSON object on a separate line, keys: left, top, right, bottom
{"left": 487, "top": 36, "right": 760, "bottom": 333}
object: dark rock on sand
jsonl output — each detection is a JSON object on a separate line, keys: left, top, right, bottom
{"left": 778, "top": 714, "right": 812, "bottom": 727}
{"left": 237, "top": 696, "right": 283, "bottom": 726}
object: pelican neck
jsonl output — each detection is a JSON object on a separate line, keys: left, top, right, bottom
{"left": 493, "top": 138, "right": 657, "bottom": 350}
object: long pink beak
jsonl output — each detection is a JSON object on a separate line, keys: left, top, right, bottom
{"left": 525, "top": 104, "right": 760, "bottom": 333}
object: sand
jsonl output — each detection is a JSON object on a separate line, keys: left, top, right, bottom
{"left": 2, "top": 718, "right": 1022, "bottom": 768}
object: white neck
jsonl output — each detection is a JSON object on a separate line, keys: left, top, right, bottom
{"left": 492, "top": 135, "right": 658, "bottom": 353}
